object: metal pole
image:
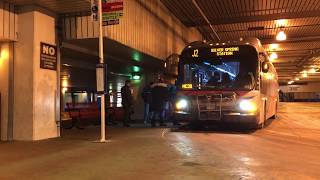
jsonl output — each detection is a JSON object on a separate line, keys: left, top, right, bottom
{"left": 98, "top": 0, "right": 106, "bottom": 142}
{"left": 191, "top": 0, "right": 220, "bottom": 41}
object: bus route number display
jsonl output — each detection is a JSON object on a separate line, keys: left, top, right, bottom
{"left": 211, "top": 47, "right": 239, "bottom": 56}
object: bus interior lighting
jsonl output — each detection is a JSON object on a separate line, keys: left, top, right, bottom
{"left": 203, "top": 61, "right": 236, "bottom": 78}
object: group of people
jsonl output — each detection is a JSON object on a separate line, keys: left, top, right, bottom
{"left": 141, "top": 79, "right": 178, "bottom": 127}
{"left": 120, "top": 78, "right": 178, "bottom": 127}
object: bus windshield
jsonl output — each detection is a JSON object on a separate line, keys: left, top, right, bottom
{"left": 180, "top": 57, "right": 258, "bottom": 90}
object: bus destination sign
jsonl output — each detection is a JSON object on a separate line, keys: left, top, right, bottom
{"left": 211, "top": 47, "right": 240, "bottom": 56}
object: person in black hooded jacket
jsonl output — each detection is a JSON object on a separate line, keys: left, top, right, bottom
{"left": 150, "top": 79, "right": 169, "bottom": 127}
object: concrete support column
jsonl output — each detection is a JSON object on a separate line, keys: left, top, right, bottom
{"left": 14, "top": 11, "right": 58, "bottom": 140}
{"left": 0, "top": 42, "right": 13, "bottom": 141}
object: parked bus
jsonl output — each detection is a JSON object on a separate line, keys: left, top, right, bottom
{"left": 174, "top": 38, "right": 279, "bottom": 128}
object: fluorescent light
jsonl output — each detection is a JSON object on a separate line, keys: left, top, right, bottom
{"left": 276, "top": 31, "right": 287, "bottom": 41}
{"left": 309, "top": 68, "right": 316, "bottom": 73}
{"left": 276, "top": 19, "right": 288, "bottom": 27}
{"left": 62, "top": 64, "right": 71, "bottom": 67}
{"left": 269, "top": 44, "right": 279, "bottom": 50}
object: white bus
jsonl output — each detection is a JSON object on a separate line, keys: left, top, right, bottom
{"left": 174, "top": 38, "right": 279, "bottom": 128}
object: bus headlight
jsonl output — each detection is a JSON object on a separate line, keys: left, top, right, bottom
{"left": 239, "top": 100, "right": 257, "bottom": 112}
{"left": 176, "top": 99, "right": 188, "bottom": 110}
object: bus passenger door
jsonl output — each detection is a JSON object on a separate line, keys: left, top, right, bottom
{"left": 259, "top": 55, "right": 268, "bottom": 121}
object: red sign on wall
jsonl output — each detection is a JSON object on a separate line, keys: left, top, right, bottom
{"left": 102, "top": 1, "right": 123, "bottom": 12}
{"left": 102, "top": 0, "right": 123, "bottom": 26}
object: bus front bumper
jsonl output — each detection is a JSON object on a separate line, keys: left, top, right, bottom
{"left": 173, "top": 111, "right": 259, "bottom": 124}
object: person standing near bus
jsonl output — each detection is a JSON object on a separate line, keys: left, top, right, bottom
{"left": 150, "top": 78, "right": 168, "bottom": 127}
{"left": 141, "top": 82, "right": 153, "bottom": 125}
{"left": 121, "top": 80, "right": 133, "bottom": 127}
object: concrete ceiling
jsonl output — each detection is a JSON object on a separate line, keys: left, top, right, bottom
{"left": 6, "top": 0, "right": 90, "bottom": 14}
{"left": 161, "top": 0, "right": 320, "bottom": 83}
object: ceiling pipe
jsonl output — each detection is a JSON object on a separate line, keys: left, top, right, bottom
{"left": 191, "top": 0, "right": 220, "bottom": 41}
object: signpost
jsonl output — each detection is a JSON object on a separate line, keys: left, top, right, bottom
{"left": 91, "top": 0, "right": 123, "bottom": 143}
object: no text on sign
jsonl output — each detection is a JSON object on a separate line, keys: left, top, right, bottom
{"left": 40, "top": 42, "right": 57, "bottom": 71}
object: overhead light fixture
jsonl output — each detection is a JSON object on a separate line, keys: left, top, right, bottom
{"left": 276, "top": 30, "right": 287, "bottom": 41}
{"left": 309, "top": 68, "right": 316, "bottom": 73}
{"left": 276, "top": 19, "right": 288, "bottom": 27}
{"left": 269, "top": 52, "right": 278, "bottom": 61}
{"left": 131, "top": 73, "right": 141, "bottom": 80}
{"left": 302, "top": 73, "right": 308, "bottom": 78}
{"left": 288, "top": 80, "right": 294, "bottom": 85}
{"left": 0, "top": 49, "right": 9, "bottom": 60}
{"left": 269, "top": 44, "right": 279, "bottom": 50}
{"left": 62, "top": 64, "right": 71, "bottom": 67}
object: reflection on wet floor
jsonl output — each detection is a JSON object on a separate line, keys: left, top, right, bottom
{"left": 171, "top": 134, "right": 194, "bottom": 157}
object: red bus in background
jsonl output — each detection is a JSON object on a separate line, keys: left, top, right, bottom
{"left": 174, "top": 38, "right": 279, "bottom": 128}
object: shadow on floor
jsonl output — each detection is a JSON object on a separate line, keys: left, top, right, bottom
{"left": 171, "top": 118, "right": 277, "bottom": 135}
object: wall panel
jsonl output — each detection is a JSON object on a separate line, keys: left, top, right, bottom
{"left": 62, "top": 0, "right": 202, "bottom": 60}
{"left": 0, "top": 2, "right": 17, "bottom": 41}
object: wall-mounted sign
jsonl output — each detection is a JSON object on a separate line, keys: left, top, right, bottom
{"left": 40, "top": 42, "right": 57, "bottom": 71}
{"left": 102, "top": 0, "right": 123, "bottom": 26}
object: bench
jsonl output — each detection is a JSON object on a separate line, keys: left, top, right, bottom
{"left": 65, "top": 102, "right": 101, "bottom": 128}
{"left": 64, "top": 103, "right": 124, "bottom": 128}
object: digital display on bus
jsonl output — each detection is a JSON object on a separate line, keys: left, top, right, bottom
{"left": 211, "top": 47, "right": 240, "bottom": 56}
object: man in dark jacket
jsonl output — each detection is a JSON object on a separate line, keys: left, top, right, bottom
{"left": 121, "top": 80, "right": 133, "bottom": 127}
{"left": 141, "top": 82, "right": 153, "bottom": 125}
{"left": 150, "top": 79, "right": 169, "bottom": 127}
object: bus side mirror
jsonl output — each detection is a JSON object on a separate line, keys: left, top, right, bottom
{"left": 262, "top": 62, "right": 269, "bottom": 73}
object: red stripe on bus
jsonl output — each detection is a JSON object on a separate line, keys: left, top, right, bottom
{"left": 179, "top": 90, "right": 248, "bottom": 96}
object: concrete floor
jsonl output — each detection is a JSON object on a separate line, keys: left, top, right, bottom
{"left": 1, "top": 102, "right": 320, "bottom": 180}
